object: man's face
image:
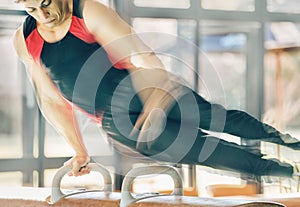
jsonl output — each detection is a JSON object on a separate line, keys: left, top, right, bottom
{"left": 21, "top": 0, "right": 70, "bottom": 28}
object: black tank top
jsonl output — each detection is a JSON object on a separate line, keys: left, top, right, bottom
{"left": 23, "top": 0, "right": 131, "bottom": 116}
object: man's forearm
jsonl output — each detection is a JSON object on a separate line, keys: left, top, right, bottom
{"left": 39, "top": 98, "right": 88, "bottom": 156}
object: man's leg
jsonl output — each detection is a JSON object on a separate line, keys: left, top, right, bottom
{"left": 180, "top": 134, "right": 293, "bottom": 178}
{"left": 102, "top": 109, "right": 293, "bottom": 178}
{"left": 101, "top": 77, "right": 294, "bottom": 177}
{"left": 168, "top": 90, "right": 300, "bottom": 150}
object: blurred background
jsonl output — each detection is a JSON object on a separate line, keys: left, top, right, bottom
{"left": 0, "top": 0, "right": 300, "bottom": 197}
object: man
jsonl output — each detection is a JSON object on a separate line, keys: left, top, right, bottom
{"left": 13, "top": 0, "right": 300, "bottom": 178}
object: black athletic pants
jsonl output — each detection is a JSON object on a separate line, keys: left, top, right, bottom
{"left": 100, "top": 69, "right": 293, "bottom": 178}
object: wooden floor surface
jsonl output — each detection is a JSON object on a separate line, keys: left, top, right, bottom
{"left": 0, "top": 187, "right": 297, "bottom": 207}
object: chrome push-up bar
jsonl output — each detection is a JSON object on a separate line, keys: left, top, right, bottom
{"left": 48, "top": 162, "right": 285, "bottom": 207}
{"left": 49, "top": 162, "right": 113, "bottom": 204}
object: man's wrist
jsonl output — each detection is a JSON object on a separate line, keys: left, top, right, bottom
{"left": 75, "top": 151, "right": 89, "bottom": 157}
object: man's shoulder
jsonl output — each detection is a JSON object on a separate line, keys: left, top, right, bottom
{"left": 23, "top": 15, "right": 36, "bottom": 39}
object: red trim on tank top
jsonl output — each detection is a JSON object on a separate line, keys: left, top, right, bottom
{"left": 69, "top": 16, "right": 135, "bottom": 70}
{"left": 69, "top": 16, "right": 97, "bottom": 44}
{"left": 25, "top": 28, "right": 44, "bottom": 64}
{"left": 25, "top": 15, "right": 135, "bottom": 70}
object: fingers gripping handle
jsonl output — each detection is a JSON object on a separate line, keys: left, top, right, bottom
{"left": 120, "top": 165, "right": 183, "bottom": 207}
{"left": 50, "top": 163, "right": 112, "bottom": 204}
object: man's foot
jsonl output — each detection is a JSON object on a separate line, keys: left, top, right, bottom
{"left": 289, "top": 162, "right": 300, "bottom": 192}
{"left": 293, "top": 162, "right": 300, "bottom": 176}
{"left": 280, "top": 134, "right": 300, "bottom": 150}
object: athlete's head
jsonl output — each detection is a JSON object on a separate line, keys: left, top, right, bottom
{"left": 15, "top": 0, "right": 72, "bottom": 28}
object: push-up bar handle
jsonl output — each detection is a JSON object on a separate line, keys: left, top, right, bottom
{"left": 49, "top": 162, "right": 112, "bottom": 204}
{"left": 120, "top": 165, "right": 183, "bottom": 207}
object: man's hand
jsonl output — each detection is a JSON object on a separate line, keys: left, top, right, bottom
{"left": 64, "top": 154, "right": 91, "bottom": 177}
{"left": 131, "top": 82, "right": 187, "bottom": 151}
{"left": 135, "top": 107, "right": 167, "bottom": 151}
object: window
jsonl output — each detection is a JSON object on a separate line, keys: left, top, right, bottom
{"left": 0, "top": 0, "right": 23, "bottom": 10}
{"left": 263, "top": 21, "right": 300, "bottom": 193}
{"left": 199, "top": 29, "right": 247, "bottom": 110}
{"left": 201, "top": 0, "right": 255, "bottom": 12}
{"left": 133, "top": 0, "right": 190, "bottom": 9}
{"left": 132, "top": 18, "right": 197, "bottom": 88}
{"left": 0, "top": 34, "right": 22, "bottom": 159}
{"left": 267, "top": 0, "right": 300, "bottom": 14}
{"left": 124, "top": 0, "right": 300, "bottom": 195}
{"left": 0, "top": 172, "right": 23, "bottom": 187}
